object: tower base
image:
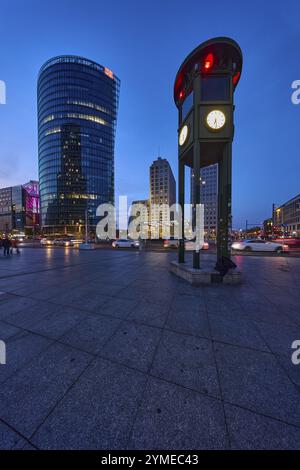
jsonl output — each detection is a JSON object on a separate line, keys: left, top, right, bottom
{"left": 170, "top": 261, "right": 242, "bottom": 286}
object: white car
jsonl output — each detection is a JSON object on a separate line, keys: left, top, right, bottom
{"left": 53, "top": 238, "right": 74, "bottom": 247}
{"left": 185, "top": 240, "right": 209, "bottom": 251}
{"left": 40, "top": 238, "right": 54, "bottom": 246}
{"left": 163, "top": 239, "right": 179, "bottom": 249}
{"left": 71, "top": 239, "right": 84, "bottom": 245}
{"left": 112, "top": 239, "right": 139, "bottom": 248}
{"left": 231, "top": 239, "right": 289, "bottom": 253}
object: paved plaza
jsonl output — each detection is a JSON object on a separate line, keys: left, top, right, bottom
{"left": 0, "top": 248, "right": 300, "bottom": 449}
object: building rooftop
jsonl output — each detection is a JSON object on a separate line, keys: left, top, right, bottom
{"left": 38, "top": 55, "right": 120, "bottom": 83}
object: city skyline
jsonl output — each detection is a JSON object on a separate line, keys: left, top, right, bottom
{"left": 0, "top": 0, "right": 299, "bottom": 228}
{"left": 0, "top": 6, "right": 300, "bottom": 455}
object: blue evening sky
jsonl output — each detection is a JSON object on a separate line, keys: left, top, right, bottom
{"left": 0, "top": 0, "right": 299, "bottom": 228}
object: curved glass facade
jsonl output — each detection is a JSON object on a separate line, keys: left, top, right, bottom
{"left": 37, "top": 55, "right": 120, "bottom": 235}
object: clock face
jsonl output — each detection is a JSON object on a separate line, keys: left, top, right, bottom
{"left": 206, "top": 110, "right": 226, "bottom": 130}
{"left": 179, "top": 125, "right": 189, "bottom": 146}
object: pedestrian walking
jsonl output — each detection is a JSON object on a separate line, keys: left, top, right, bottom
{"left": 11, "top": 238, "right": 20, "bottom": 254}
{"left": 3, "top": 237, "right": 11, "bottom": 256}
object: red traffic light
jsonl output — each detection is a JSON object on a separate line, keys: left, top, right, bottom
{"left": 203, "top": 53, "right": 214, "bottom": 71}
{"left": 174, "top": 38, "right": 243, "bottom": 106}
{"left": 233, "top": 70, "right": 241, "bottom": 86}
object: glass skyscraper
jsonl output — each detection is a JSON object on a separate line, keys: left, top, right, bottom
{"left": 37, "top": 56, "right": 120, "bottom": 235}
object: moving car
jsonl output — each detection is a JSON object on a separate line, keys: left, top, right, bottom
{"left": 71, "top": 238, "right": 84, "bottom": 245}
{"left": 12, "top": 234, "right": 24, "bottom": 242}
{"left": 112, "top": 239, "right": 139, "bottom": 248}
{"left": 273, "top": 237, "right": 300, "bottom": 248}
{"left": 231, "top": 239, "right": 289, "bottom": 253}
{"left": 163, "top": 239, "right": 209, "bottom": 250}
{"left": 163, "top": 239, "right": 179, "bottom": 249}
{"left": 185, "top": 240, "right": 209, "bottom": 251}
{"left": 40, "top": 238, "right": 54, "bottom": 246}
{"left": 53, "top": 238, "right": 74, "bottom": 247}
{"left": 61, "top": 239, "right": 74, "bottom": 247}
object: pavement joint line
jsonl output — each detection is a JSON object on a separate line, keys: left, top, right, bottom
{"left": 0, "top": 312, "right": 88, "bottom": 344}
{"left": 2, "top": 304, "right": 294, "bottom": 362}
{"left": 41, "top": 294, "right": 175, "bottom": 314}
{"left": 231, "top": 289, "right": 299, "bottom": 328}
{"left": 0, "top": 333, "right": 59, "bottom": 388}
{"left": 250, "top": 320, "right": 300, "bottom": 396}
{"left": 2, "top": 340, "right": 300, "bottom": 443}
{"left": 125, "top": 287, "right": 178, "bottom": 448}
{"left": 8, "top": 340, "right": 300, "bottom": 441}
{"left": 28, "top": 354, "right": 96, "bottom": 444}
{"left": 51, "top": 333, "right": 300, "bottom": 426}
{"left": 0, "top": 323, "right": 24, "bottom": 344}
{"left": 2, "top": 250, "right": 300, "bottom": 446}
{"left": 204, "top": 294, "right": 232, "bottom": 449}
{"left": 229, "top": 289, "right": 300, "bottom": 398}
{"left": 0, "top": 251, "right": 138, "bottom": 281}
{"left": 0, "top": 273, "right": 155, "bottom": 296}
{"left": 146, "top": 370, "right": 221, "bottom": 402}
{"left": 271, "top": 352, "right": 300, "bottom": 397}
{"left": 0, "top": 416, "right": 39, "bottom": 450}
{"left": 221, "top": 398, "right": 300, "bottom": 431}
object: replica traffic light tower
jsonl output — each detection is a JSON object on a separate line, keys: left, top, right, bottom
{"left": 174, "top": 37, "right": 242, "bottom": 269}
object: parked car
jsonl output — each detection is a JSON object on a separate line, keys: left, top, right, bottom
{"left": 231, "top": 239, "right": 289, "bottom": 253}
{"left": 112, "top": 239, "right": 139, "bottom": 248}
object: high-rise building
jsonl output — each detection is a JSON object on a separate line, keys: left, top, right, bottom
{"left": 200, "top": 164, "right": 218, "bottom": 239}
{"left": 150, "top": 157, "right": 176, "bottom": 238}
{"left": 191, "top": 164, "right": 218, "bottom": 239}
{"left": 0, "top": 181, "right": 40, "bottom": 234}
{"left": 128, "top": 199, "right": 150, "bottom": 237}
{"left": 37, "top": 56, "right": 120, "bottom": 235}
{"left": 128, "top": 199, "right": 149, "bottom": 224}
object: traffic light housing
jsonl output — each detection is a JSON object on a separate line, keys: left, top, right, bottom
{"left": 174, "top": 37, "right": 243, "bottom": 267}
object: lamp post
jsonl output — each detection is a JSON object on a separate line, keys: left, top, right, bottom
{"left": 85, "top": 209, "right": 88, "bottom": 244}
{"left": 79, "top": 208, "right": 95, "bottom": 250}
